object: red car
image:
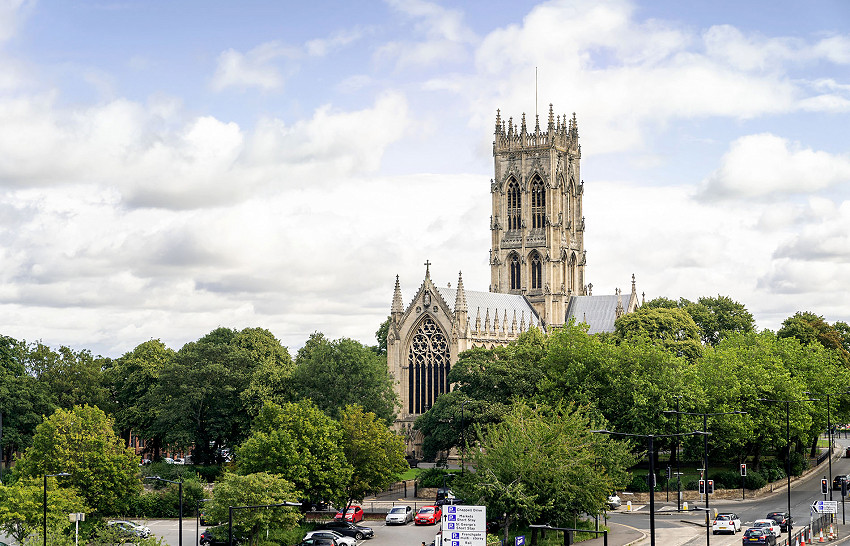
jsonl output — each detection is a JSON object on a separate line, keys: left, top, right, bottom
{"left": 334, "top": 506, "right": 364, "bottom": 523}
{"left": 415, "top": 505, "right": 442, "bottom": 525}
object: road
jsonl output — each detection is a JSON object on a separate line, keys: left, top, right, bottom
{"left": 605, "top": 435, "right": 850, "bottom": 545}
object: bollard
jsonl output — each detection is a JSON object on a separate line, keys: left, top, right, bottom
{"left": 683, "top": 501, "right": 688, "bottom": 511}
{"left": 626, "top": 501, "right": 632, "bottom": 511}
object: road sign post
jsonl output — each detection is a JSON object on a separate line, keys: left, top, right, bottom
{"left": 441, "top": 505, "right": 486, "bottom": 546}
{"left": 811, "top": 500, "right": 838, "bottom": 514}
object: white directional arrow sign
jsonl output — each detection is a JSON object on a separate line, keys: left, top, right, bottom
{"left": 811, "top": 500, "right": 838, "bottom": 514}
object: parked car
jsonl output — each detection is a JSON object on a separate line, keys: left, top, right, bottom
{"left": 834, "top": 474, "right": 849, "bottom": 490}
{"left": 317, "top": 520, "right": 374, "bottom": 540}
{"left": 765, "top": 512, "right": 792, "bottom": 533}
{"left": 606, "top": 493, "right": 621, "bottom": 509}
{"left": 741, "top": 527, "right": 776, "bottom": 545}
{"left": 106, "top": 520, "right": 150, "bottom": 539}
{"left": 386, "top": 505, "right": 414, "bottom": 525}
{"left": 334, "top": 505, "right": 364, "bottom": 522}
{"left": 415, "top": 505, "right": 442, "bottom": 525}
{"left": 302, "top": 530, "right": 356, "bottom": 546}
{"left": 712, "top": 513, "right": 741, "bottom": 534}
{"left": 296, "top": 539, "right": 336, "bottom": 546}
{"left": 751, "top": 519, "right": 781, "bottom": 537}
{"left": 435, "top": 487, "right": 455, "bottom": 504}
{"left": 200, "top": 525, "right": 246, "bottom": 546}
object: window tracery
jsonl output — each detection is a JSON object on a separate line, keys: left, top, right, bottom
{"left": 407, "top": 316, "right": 450, "bottom": 414}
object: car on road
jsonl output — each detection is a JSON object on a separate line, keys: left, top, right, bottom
{"left": 317, "top": 520, "right": 374, "bottom": 540}
{"left": 741, "top": 527, "right": 776, "bottom": 545}
{"left": 107, "top": 520, "right": 151, "bottom": 539}
{"left": 765, "top": 512, "right": 792, "bottom": 533}
{"left": 334, "top": 505, "right": 364, "bottom": 522}
{"left": 751, "top": 519, "right": 781, "bottom": 537}
{"left": 385, "top": 505, "right": 414, "bottom": 525}
{"left": 712, "top": 513, "right": 741, "bottom": 534}
{"left": 834, "top": 474, "right": 850, "bottom": 490}
{"left": 607, "top": 493, "right": 621, "bottom": 510}
{"left": 415, "top": 505, "right": 442, "bottom": 525}
{"left": 302, "top": 530, "right": 356, "bottom": 546}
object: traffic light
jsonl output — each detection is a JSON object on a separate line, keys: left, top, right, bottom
{"left": 707, "top": 480, "right": 714, "bottom": 495}
{"left": 646, "top": 473, "right": 656, "bottom": 487}
{"left": 666, "top": 466, "right": 671, "bottom": 480}
{"left": 842, "top": 479, "right": 848, "bottom": 497}
{"left": 698, "top": 480, "right": 705, "bottom": 494}
{"left": 740, "top": 463, "right": 747, "bottom": 477}
{"left": 822, "top": 478, "right": 829, "bottom": 495}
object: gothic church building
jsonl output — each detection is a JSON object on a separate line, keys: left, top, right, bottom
{"left": 386, "top": 105, "right": 640, "bottom": 456}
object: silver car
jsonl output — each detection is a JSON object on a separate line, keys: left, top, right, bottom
{"left": 302, "top": 530, "right": 356, "bottom": 546}
{"left": 386, "top": 505, "right": 414, "bottom": 524}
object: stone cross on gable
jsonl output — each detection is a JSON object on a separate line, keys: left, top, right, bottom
{"left": 424, "top": 260, "right": 432, "bottom": 276}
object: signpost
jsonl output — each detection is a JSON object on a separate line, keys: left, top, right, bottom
{"left": 811, "top": 500, "right": 838, "bottom": 514}
{"left": 441, "top": 505, "right": 486, "bottom": 546}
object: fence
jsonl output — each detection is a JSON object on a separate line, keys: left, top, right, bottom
{"left": 778, "top": 513, "right": 835, "bottom": 545}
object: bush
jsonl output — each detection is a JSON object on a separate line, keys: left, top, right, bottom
{"left": 790, "top": 451, "right": 809, "bottom": 476}
{"left": 417, "top": 468, "right": 455, "bottom": 488}
{"left": 126, "top": 475, "right": 207, "bottom": 518}
{"left": 711, "top": 470, "right": 741, "bottom": 489}
{"left": 759, "top": 460, "right": 786, "bottom": 482}
{"left": 626, "top": 473, "right": 663, "bottom": 492}
{"left": 744, "top": 471, "right": 767, "bottom": 490}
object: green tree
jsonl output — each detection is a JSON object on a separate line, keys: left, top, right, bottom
{"left": 236, "top": 401, "right": 352, "bottom": 508}
{"left": 778, "top": 312, "right": 850, "bottom": 365}
{"left": 238, "top": 328, "right": 296, "bottom": 417}
{"left": 103, "top": 339, "right": 174, "bottom": 458}
{"left": 0, "top": 336, "right": 54, "bottom": 468}
{"left": 614, "top": 307, "right": 703, "bottom": 361}
{"left": 339, "top": 405, "right": 407, "bottom": 507}
{"left": 0, "top": 477, "right": 87, "bottom": 544}
{"left": 456, "top": 402, "right": 635, "bottom": 543}
{"left": 416, "top": 328, "right": 548, "bottom": 459}
{"left": 374, "top": 317, "right": 391, "bottom": 356}
{"left": 23, "top": 342, "right": 111, "bottom": 411}
{"left": 13, "top": 405, "right": 141, "bottom": 515}
{"left": 204, "top": 472, "right": 300, "bottom": 546}
{"left": 293, "top": 333, "right": 398, "bottom": 423}
{"left": 686, "top": 295, "right": 755, "bottom": 346}
{"left": 150, "top": 327, "right": 262, "bottom": 464}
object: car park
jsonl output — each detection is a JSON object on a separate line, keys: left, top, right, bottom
{"left": 302, "top": 530, "right": 356, "bottom": 546}
{"left": 106, "top": 520, "right": 151, "bottom": 538}
{"left": 751, "top": 519, "right": 781, "bottom": 537}
{"left": 741, "top": 527, "right": 776, "bottom": 545}
{"left": 712, "top": 513, "right": 741, "bottom": 534}
{"left": 317, "top": 520, "right": 374, "bottom": 540}
{"left": 765, "top": 512, "right": 792, "bottom": 533}
{"left": 386, "top": 505, "right": 414, "bottom": 524}
{"left": 415, "top": 505, "right": 442, "bottom": 525}
{"left": 334, "top": 505, "right": 364, "bottom": 522}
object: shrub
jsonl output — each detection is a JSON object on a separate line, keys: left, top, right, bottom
{"left": 417, "top": 468, "right": 455, "bottom": 488}
{"left": 744, "top": 471, "right": 767, "bottom": 490}
{"left": 790, "top": 451, "right": 809, "bottom": 476}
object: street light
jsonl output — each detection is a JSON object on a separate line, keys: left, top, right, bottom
{"left": 146, "top": 476, "right": 183, "bottom": 546}
{"left": 805, "top": 390, "right": 850, "bottom": 501}
{"left": 591, "top": 429, "right": 709, "bottom": 546}
{"left": 228, "top": 501, "right": 301, "bottom": 546}
{"left": 662, "top": 409, "right": 746, "bottom": 546}
{"left": 757, "top": 397, "right": 819, "bottom": 535}
{"left": 43, "top": 472, "right": 71, "bottom": 546}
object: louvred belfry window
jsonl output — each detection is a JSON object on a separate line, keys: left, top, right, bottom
{"left": 507, "top": 179, "right": 521, "bottom": 230}
{"left": 531, "top": 176, "right": 545, "bottom": 229}
{"left": 408, "top": 316, "right": 450, "bottom": 414}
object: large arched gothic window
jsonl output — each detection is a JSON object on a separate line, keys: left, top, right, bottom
{"left": 531, "top": 176, "right": 545, "bottom": 229}
{"left": 530, "top": 252, "right": 542, "bottom": 290}
{"left": 507, "top": 178, "right": 521, "bottom": 230}
{"left": 407, "top": 316, "right": 450, "bottom": 414}
{"left": 509, "top": 253, "right": 521, "bottom": 290}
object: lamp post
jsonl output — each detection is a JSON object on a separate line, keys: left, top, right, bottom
{"left": 592, "top": 429, "right": 708, "bottom": 546}
{"left": 228, "top": 502, "right": 301, "bottom": 546}
{"left": 758, "top": 397, "right": 819, "bottom": 535}
{"left": 43, "top": 472, "right": 71, "bottom": 546}
{"left": 146, "top": 476, "right": 183, "bottom": 546}
{"left": 662, "top": 409, "right": 746, "bottom": 546}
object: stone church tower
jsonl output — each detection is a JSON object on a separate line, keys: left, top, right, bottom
{"left": 386, "top": 104, "right": 640, "bottom": 458}
{"left": 490, "top": 105, "right": 586, "bottom": 327}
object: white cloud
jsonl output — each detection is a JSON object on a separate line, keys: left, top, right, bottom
{"left": 210, "top": 42, "right": 294, "bottom": 92}
{"left": 698, "top": 133, "right": 850, "bottom": 200}
{"left": 377, "top": 0, "right": 477, "bottom": 68}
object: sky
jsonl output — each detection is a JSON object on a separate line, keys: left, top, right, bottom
{"left": 0, "top": 0, "right": 849, "bottom": 358}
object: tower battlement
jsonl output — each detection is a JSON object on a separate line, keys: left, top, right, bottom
{"left": 494, "top": 104, "right": 579, "bottom": 154}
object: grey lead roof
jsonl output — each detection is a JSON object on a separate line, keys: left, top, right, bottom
{"left": 564, "top": 295, "right": 620, "bottom": 334}
{"left": 435, "top": 287, "right": 540, "bottom": 328}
